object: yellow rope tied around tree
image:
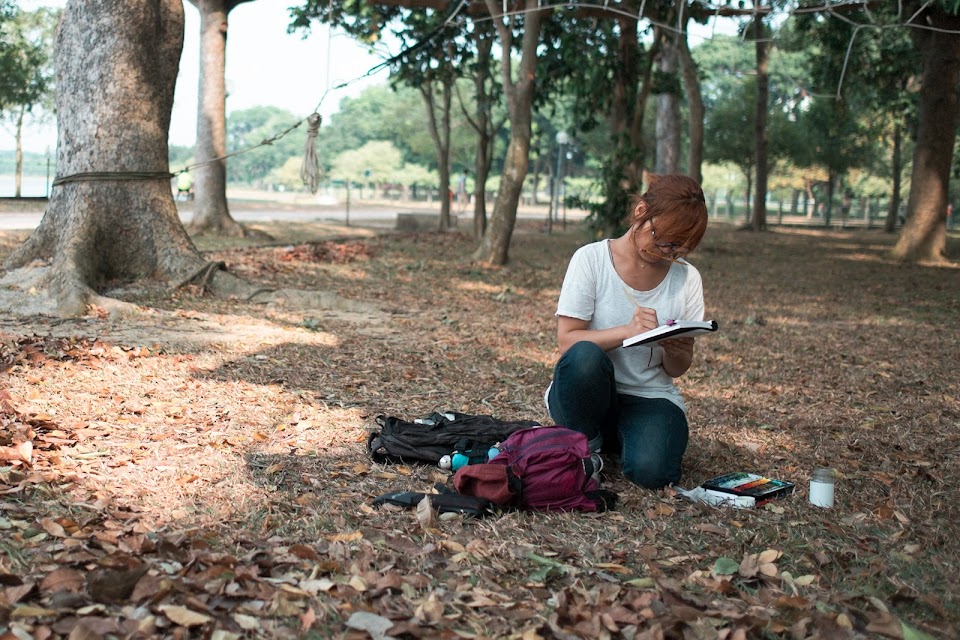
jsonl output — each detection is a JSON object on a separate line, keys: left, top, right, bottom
{"left": 300, "top": 113, "right": 323, "bottom": 194}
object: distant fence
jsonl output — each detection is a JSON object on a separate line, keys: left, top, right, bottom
{"left": 705, "top": 192, "right": 951, "bottom": 230}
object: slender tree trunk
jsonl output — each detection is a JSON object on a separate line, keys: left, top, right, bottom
{"left": 752, "top": 11, "right": 768, "bottom": 232}
{"left": 464, "top": 21, "right": 498, "bottom": 240}
{"left": 460, "top": 21, "right": 501, "bottom": 238}
{"left": 678, "top": 19, "right": 703, "bottom": 184}
{"left": 895, "top": 14, "right": 960, "bottom": 261}
{"left": 885, "top": 122, "right": 902, "bottom": 233}
{"left": 629, "top": 36, "right": 658, "bottom": 189}
{"left": 474, "top": 0, "right": 541, "bottom": 265}
{"left": 186, "top": 0, "right": 252, "bottom": 237}
{"left": 824, "top": 173, "right": 835, "bottom": 226}
{"left": 421, "top": 77, "right": 453, "bottom": 231}
{"left": 14, "top": 106, "right": 24, "bottom": 198}
{"left": 610, "top": 12, "right": 639, "bottom": 191}
{"left": 743, "top": 170, "right": 752, "bottom": 225}
{"left": 654, "top": 24, "right": 681, "bottom": 175}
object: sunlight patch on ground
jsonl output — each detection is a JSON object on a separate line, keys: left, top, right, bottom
{"left": 455, "top": 280, "right": 510, "bottom": 294}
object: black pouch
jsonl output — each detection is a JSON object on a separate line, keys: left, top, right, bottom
{"left": 372, "top": 490, "right": 493, "bottom": 518}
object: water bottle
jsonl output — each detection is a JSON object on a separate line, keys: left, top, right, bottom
{"left": 451, "top": 452, "right": 471, "bottom": 471}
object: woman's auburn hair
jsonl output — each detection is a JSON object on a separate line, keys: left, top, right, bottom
{"left": 626, "top": 173, "right": 709, "bottom": 252}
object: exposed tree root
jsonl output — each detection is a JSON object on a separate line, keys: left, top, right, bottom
{"left": 187, "top": 216, "right": 272, "bottom": 241}
{"left": 0, "top": 259, "right": 376, "bottom": 319}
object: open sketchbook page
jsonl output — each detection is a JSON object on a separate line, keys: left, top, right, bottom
{"left": 622, "top": 319, "right": 719, "bottom": 348}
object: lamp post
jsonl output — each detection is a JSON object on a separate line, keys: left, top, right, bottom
{"left": 549, "top": 131, "right": 569, "bottom": 233}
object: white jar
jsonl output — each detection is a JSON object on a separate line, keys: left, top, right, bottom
{"left": 809, "top": 467, "right": 835, "bottom": 508}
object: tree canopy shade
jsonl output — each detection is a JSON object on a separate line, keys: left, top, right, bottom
{"left": 2, "top": 0, "right": 369, "bottom": 318}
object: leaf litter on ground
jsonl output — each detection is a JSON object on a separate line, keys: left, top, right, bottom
{"left": 0, "top": 222, "right": 957, "bottom": 639}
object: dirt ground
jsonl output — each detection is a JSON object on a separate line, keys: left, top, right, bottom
{"left": 0, "top": 217, "right": 958, "bottom": 639}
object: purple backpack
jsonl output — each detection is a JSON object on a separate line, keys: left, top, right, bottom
{"left": 453, "top": 426, "right": 616, "bottom": 512}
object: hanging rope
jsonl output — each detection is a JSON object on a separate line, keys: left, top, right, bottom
{"left": 52, "top": 171, "right": 174, "bottom": 187}
{"left": 300, "top": 113, "right": 323, "bottom": 194}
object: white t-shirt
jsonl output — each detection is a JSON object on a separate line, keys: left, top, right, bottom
{"left": 555, "top": 239, "right": 705, "bottom": 412}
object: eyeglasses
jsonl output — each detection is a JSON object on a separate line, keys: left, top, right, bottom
{"left": 649, "top": 219, "right": 689, "bottom": 257}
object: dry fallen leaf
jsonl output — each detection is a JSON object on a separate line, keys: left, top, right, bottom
{"left": 158, "top": 604, "right": 213, "bottom": 627}
{"left": 345, "top": 611, "right": 395, "bottom": 640}
{"left": 416, "top": 495, "right": 435, "bottom": 531}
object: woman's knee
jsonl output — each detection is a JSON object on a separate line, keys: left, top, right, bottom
{"left": 555, "top": 341, "right": 612, "bottom": 382}
{"left": 622, "top": 456, "right": 681, "bottom": 489}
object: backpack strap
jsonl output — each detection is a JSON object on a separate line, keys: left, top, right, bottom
{"left": 372, "top": 490, "right": 494, "bottom": 518}
{"left": 585, "top": 489, "right": 618, "bottom": 512}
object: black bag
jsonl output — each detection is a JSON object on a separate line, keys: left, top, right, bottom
{"left": 367, "top": 411, "right": 540, "bottom": 465}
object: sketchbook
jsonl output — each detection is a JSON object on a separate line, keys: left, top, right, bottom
{"left": 622, "top": 319, "right": 719, "bottom": 348}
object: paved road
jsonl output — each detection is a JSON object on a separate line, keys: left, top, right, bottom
{"left": 0, "top": 206, "right": 436, "bottom": 231}
{"left": 0, "top": 202, "right": 574, "bottom": 231}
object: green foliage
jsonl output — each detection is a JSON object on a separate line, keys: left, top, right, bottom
{"left": 169, "top": 145, "right": 195, "bottom": 173}
{"left": 0, "top": 4, "right": 56, "bottom": 121}
{"left": 227, "top": 106, "right": 305, "bottom": 185}
{"left": 701, "top": 162, "right": 747, "bottom": 198}
{"left": 319, "top": 83, "right": 476, "bottom": 172}
{"left": 566, "top": 152, "right": 633, "bottom": 238}
{"left": 268, "top": 156, "right": 310, "bottom": 192}
{"left": 391, "top": 162, "right": 435, "bottom": 188}
{"left": 330, "top": 140, "right": 403, "bottom": 184}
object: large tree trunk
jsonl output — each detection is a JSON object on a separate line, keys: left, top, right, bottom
{"left": 3, "top": 0, "right": 364, "bottom": 318}
{"left": 474, "top": 0, "right": 541, "bottom": 266}
{"left": 185, "top": 0, "right": 252, "bottom": 237}
{"left": 893, "top": 8, "right": 960, "bottom": 262}
{"left": 5, "top": 0, "right": 206, "bottom": 316}
{"left": 752, "top": 11, "right": 769, "bottom": 232}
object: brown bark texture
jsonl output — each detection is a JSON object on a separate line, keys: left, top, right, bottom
{"left": 186, "top": 0, "right": 250, "bottom": 237}
{"left": 654, "top": 30, "right": 680, "bottom": 175}
{"left": 893, "top": 10, "right": 960, "bottom": 263}
{"left": 474, "top": 0, "right": 541, "bottom": 266}
{"left": 678, "top": 20, "right": 703, "bottom": 186}
{"left": 2, "top": 0, "right": 367, "bottom": 318}
{"left": 4, "top": 0, "right": 208, "bottom": 316}
{"left": 752, "top": 14, "right": 769, "bottom": 232}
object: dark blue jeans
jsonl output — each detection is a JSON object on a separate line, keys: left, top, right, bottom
{"left": 547, "top": 341, "right": 689, "bottom": 489}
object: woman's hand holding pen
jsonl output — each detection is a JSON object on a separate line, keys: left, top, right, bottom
{"left": 628, "top": 306, "right": 659, "bottom": 337}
